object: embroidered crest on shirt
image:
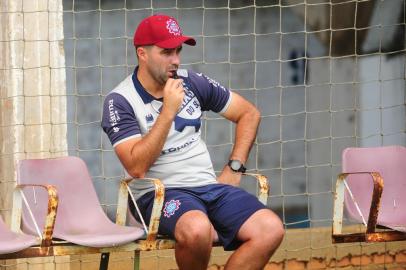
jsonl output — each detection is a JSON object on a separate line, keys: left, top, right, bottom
{"left": 163, "top": 199, "right": 181, "bottom": 218}
{"left": 145, "top": 114, "right": 154, "bottom": 123}
{"left": 166, "top": 19, "right": 181, "bottom": 36}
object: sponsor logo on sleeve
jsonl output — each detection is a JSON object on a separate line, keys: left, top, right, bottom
{"left": 196, "top": 73, "right": 226, "bottom": 92}
{"left": 108, "top": 99, "right": 120, "bottom": 133}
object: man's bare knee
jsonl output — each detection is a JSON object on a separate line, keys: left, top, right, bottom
{"left": 175, "top": 210, "right": 212, "bottom": 246}
{"left": 238, "top": 209, "right": 285, "bottom": 248}
{"left": 260, "top": 213, "right": 285, "bottom": 247}
{"left": 174, "top": 211, "right": 213, "bottom": 270}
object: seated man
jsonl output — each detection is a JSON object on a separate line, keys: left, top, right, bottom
{"left": 101, "top": 14, "right": 284, "bottom": 270}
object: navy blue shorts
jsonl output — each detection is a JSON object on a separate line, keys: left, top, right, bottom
{"left": 131, "top": 183, "right": 266, "bottom": 251}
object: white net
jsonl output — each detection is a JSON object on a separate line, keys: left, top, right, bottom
{"left": 63, "top": 0, "right": 405, "bottom": 228}
{"left": 1, "top": 0, "right": 405, "bottom": 268}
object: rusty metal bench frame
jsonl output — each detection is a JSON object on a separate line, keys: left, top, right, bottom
{"left": 0, "top": 180, "right": 168, "bottom": 270}
{"left": 116, "top": 173, "right": 269, "bottom": 248}
{"left": 332, "top": 172, "right": 406, "bottom": 243}
{"left": 0, "top": 173, "right": 269, "bottom": 270}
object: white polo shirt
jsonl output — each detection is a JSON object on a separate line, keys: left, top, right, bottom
{"left": 101, "top": 68, "right": 232, "bottom": 199}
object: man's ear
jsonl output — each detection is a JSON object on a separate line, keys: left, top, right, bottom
{"left": 136, "top": 46, "right": 147, "bottom": 61}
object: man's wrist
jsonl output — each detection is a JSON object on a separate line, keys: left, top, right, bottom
{"left": 160, "top": 106, "right": 178, "bottom": 120}
{"left": 227, "top": 159, "right": 246, "bottom": 173}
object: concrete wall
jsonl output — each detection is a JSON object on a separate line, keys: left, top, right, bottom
{"left": 0, "top": 0, "right": 67, "bottom": 223}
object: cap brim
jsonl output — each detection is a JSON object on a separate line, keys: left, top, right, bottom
{"left": 155, "top": 36, "right": 196, "bottom": 49}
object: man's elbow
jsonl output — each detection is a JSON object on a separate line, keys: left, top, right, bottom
{"left": 254, "top": 107, "right": 261, "bottom": 120}
{"left": 239, "top": 106, "right": 261, "bottom": 127}
{"left": 127, "top": 167, "right": 146, "bottom": 179}
{"left": 250, "top": 107, "right": 261, "bottom": 125}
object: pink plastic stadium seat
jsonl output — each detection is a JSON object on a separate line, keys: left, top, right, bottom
{"left": 333, "top": 145, "right": 406, "bottom": 243}
{"left": 17, "top": 156, "right": 145, "bottom": 248}
{"left": 343, "top": 146, "right": 406, "bottom": 232}
{"left": 0, "top": 216, "right": 37, "bottom": 254}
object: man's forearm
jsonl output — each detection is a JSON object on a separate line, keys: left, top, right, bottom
{"left": 229, "top": 110, "right": 260, "bottom": 163}
{"left": 121, "top": 77, "right": 185, "bottom": 178}
{"left": 217, "top": 108, "right": 260, "bottom": 186}
{"left": 128, "top": 111, "right": 174, "bottom": 177}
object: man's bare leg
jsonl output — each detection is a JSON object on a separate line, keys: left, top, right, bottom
{"left": 174, "top": 210, "right": 213, "bottom": 270}
{"left": 225, "top": 209, "right": 284, "bottom": 270}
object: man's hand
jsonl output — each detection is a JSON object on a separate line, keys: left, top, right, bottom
{"left": 114, "top": 78, "right": 184, "bottom": 178}
{"left": 162, "top": 78, "right": 185, "bottom": 117}
{"left": 217, "top": 165, "right": 242, "bottom": 186}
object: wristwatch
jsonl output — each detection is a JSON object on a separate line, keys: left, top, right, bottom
{"left": 228, "top": 159, "right": 246, "bottom": 173}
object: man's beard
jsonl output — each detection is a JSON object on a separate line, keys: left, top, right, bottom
{"left": 148, "top": 65, "right": 167, "bottom": 85}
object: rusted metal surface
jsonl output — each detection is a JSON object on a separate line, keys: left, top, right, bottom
{"left": 119, "top": 177, "right": 165, "bottom": 242}
{"left": 366, "top": 231, "right": 406, "bottom": 242}
{"left": 116, "top": 180, "right": 130, "bottom": 226}
{"left": 41, "top": 185, "right": 58, "bottom": 247}
{"left": 0, "top": 239, "right": 175, "bottom": 260}
{"left": 145, "top": 178, "right": 165, "bottom": 242}
{"left": 0, "top": 242, "right": 123, "bottom": 259}
{"left": 333, "top": 232, "right": 367, "bottom": 243}
{"left": 0, "top": 235, "right": 219, "bottom": 260}
{"left": 333, "top": 230, "right": 406, "bottom": 243}
{"left": 11, "top": 184, "right": 58, "bottom": 247}
{"left": 3, "top": 173, "right": 275, "bottom": 261}
{"left": 139, "top": 239, "right": 175, "bottom": 251}
{"left": 366, "top": 172, "right": 383, "bottom": 234}
{"left": 332, "top": 171, "right": 406, "bottom": 244}
{"left": 156, "top": 239, "right": 176, "bottom": 249}
{"left": 139, "top": 240, "right": 157, "bottom": 251}
{"left": 243, "top": 173, "right": 269, "bottom": 205}
{"left": 15, "top": 184, "right": 59, "bottom": 246}
{"left": 0, "top": 245, "right": 98, "bottom": 259}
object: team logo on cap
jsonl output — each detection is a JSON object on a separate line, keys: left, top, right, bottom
{"left": 166, "top": 19, "right": 181, "bottom": 36}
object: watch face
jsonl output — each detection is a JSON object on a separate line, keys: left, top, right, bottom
{"left": 230, "top": 160, "right": 242, "bottom": 171}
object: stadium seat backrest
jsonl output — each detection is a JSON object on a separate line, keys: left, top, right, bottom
{"left": 342, "top": 146, "right": 406, "bottom": 231}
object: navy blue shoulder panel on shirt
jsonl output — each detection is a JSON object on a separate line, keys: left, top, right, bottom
{"left": 183, "top": 70, "right": 231, "bottom": 113}
{"left": 101, "top": 92, "right": 141, "bottom": 146}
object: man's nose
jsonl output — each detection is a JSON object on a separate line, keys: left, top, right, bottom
{"left": 171, "top": 53, "right": 180, "bottom": 65}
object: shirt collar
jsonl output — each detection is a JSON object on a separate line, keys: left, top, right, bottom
{"left": 132, "top": 66, "right": 163, "bottom": 104}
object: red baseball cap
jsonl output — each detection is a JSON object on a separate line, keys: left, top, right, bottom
{"left": 134, "top": 14, "right": 196, "bottom": 49}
